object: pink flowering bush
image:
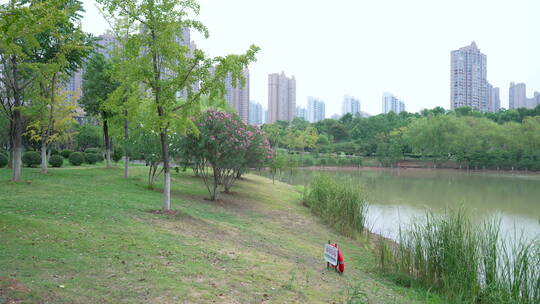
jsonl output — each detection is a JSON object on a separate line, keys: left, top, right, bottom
{"left": 181, "top": 110, "right": 272, "bottom": 200}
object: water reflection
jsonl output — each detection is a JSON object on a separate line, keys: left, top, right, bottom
{"left": 258, "top": 168, "right": 540, "bottom": 242}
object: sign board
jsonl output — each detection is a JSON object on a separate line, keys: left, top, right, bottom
{"left": 324, "top": 244, "right": 338, "bottom": 266}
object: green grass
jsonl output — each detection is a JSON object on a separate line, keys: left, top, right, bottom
{"left": 1, "top": 166, "right": 444, "bottom": 303}
{"left": 303, "top": 175, "right": 369, "bottom": 237}
{"left": 375, "top": 209, "right": 540, "bottom": 303}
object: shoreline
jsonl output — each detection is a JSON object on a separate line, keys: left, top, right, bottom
{"left": 299, "top": 165, "right": 540, "bottom": 176}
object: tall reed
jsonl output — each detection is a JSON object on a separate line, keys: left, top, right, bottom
{"left": 375, "top": 209, "right": 540, "bottom": 303}
{"left": 303, "top": 175, "right": 368, "bottom": 237}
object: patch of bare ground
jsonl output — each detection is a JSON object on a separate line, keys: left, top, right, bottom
{"left": 0, "top": 277, "right": 31, "bottom": 304}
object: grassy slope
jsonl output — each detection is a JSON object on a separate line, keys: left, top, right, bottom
{"left": 0, "top": 166, "right": 443, "bottom": 304}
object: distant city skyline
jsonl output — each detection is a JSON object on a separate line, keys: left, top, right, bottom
{"left": 382, "top": 93, "right": 406, "bottom": 114}
{"left": 77, "top": 0, "right": 539, "bottom": 115}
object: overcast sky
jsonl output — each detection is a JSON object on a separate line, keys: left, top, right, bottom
{"left": 76, "top": 0, "right": 539, "bottom": 115}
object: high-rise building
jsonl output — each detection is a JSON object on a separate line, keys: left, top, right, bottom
{"left": 307, "top": 97, "right": 325, "bottom": 123}
{"left": 509, "top": 82, "right": 539, "bottom": 109}
{"left": 509, "top": 82, "right": 527, "bottom": 109}
{"left": 451, "top": 42, "right": 488, "bottom": 112}
{"left": 248, "top": 101, "right": 264, "bottom": 125}
{"left": 268, "top": 72, "right": 296, "bottom": 123}
{"left": 382, "top": 92, "right": 406, "bottom": 114}
{"left": 342, "top": 95, "right": 361, "bottom": 117}
{"left": 486, "top": 83, "right": 501, "bottom": 112}
{"left": 295, "top": 106, "right": 308, "bottom": 120}
{"left": 225, "top": 69, "right": 250, "bottom": 123}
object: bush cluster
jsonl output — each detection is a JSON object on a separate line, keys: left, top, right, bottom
{"left": 22, "top": 151, "right": 41, "bottom": 168}
{"left": 49, "top": 155, "right": 64, "bottom": 168}
{"left": 84, "top": 153, "right": 99, "bottom": 164}
{"left": 69, "top": 152, "right": 84, "bottom": 166}
{"left": 60, "top": 149, "right": 73, "bottom": 158}
{"left": 112, "top": 148, "right": 123, "bottom": 162}
{"left": 0, "top": 153, "right": 7, "bottom": 168}
{"left": 84, "top": 148, "right": 101, "bottom": 154}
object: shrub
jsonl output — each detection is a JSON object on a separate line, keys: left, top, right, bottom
{"left": 0, "top": 150, "right": 8, "bottom": 159}
{"left": 22, "top": 151, "right": 41, "bottom": 168}
{"left": 69, "top": 152, "right": 84, "bottom": 166}
{"left": 0, "top": 153, "right": 7, "bottom": 168}
{"left": 319, "top": 158, "right": 328, "bottom": 166}
{"left": 302, "top": 156, "right": 315, "bottom": 167}
{"left": 112, "top": 148, "right": 123, "bottom": 162}
{"left": 60, "top": 149, "right": 73, "bottom": 158}
{"left": 95, "top": 153, "right": 104, "bottom": 162}
{"left": 326, "top": 157, "right": 338, "bottom": 166}
{"left": 84, "top": 148, "right": 102, "bottom": 154}
{"left": 50, "top": 148, "right": 59, "bottom": 156}
{"left": 85, "top": 153, "right": 99, "bottom": 164}
{"left": 49, "top": 155, "right": 64, "bottom": 168}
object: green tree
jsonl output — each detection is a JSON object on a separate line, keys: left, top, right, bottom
{"left": 75, "top": 124, "right": 102, "bottom": 151}
{"left": 0, "top": 0, "right": 56, "bottom": 181}
{"left": 98, "top": 0, "right": 259, "bottom": 210}
{"left": 26, "top": 0, "right": 92, "bottom": 174}
{"left": 81, "top": 54, "right": 120, "bottom": 168}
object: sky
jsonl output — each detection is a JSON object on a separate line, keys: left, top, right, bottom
{"left": 74, "top": 0, "right": 540, "bottom": 116}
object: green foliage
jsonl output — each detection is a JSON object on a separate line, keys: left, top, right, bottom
{"left": 376, "top": 210, "right": 540, "bottom": 303}
{"left": 69, "top": 152, "right": 84, "bottom": 166}
{"left": 84, "top": 153, "right": 99, "bottom": 164}
{"left": 84, "top": 148, "right": 102, "bottom": 154}
{"left": 22, "top": 151, "right": 42, "bottom": 168}
{"left": 0, "top": 153, "right": 7, "bottom": 168}
{"left": 75, "top": 125, "right": 102, "bottom": 151}
{"left": 303, "top": 175, "right": 368, "bottom": 237}
{"left": 48, "top": 155, "right": 64, "bottom": 168}
{"left": 180, "top": 110, "right": 272, "bottom": 199}
{"left": 80, "top": 54, "right": 119, "bottom": 118}
{"left": 60, "top": 149, "right": 73, "bottom": 158}
{"left": 112, "top": 148, "right": 123, "bottom": 163}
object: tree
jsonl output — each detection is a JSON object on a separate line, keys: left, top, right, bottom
{"left": 24, "top": 91, "right": 77, "bottom": 173}
{"left": 181, "top": 110, "right": 269, "bottom": 200}
{"left": 75, "top": 124, "right": 102, "bottom": 151}
{"left": 261, "top": 124, "right": 282, "bottom": 148}
{"left": 98, "top": 0, "right": 259, "bottom": 210}
{"left": 0, "top": 0, "right": 55, "bottom": 181}
{"left": 81, "top": 54, "right": 119, "bottom": 168}
{"left": 27, "top": 0, "right": 93, "bottom": 174}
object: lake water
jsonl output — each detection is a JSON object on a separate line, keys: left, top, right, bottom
{"left": 258, "top": 167, "right": 540, "bottom": 242}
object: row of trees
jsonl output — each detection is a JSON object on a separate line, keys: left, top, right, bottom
{"left": 263, "top": 105, "right": 540, "bottom": 170}
{"left": 1, "top": 0, "right": 260, "bottom": 210}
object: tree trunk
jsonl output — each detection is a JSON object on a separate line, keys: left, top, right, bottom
{"left": 103, "top": 119, "right": 112, "bottom": 168}
{"left": 10, "top": 55, "right": 23, "bottom": 182}
{"left": 11, "top": 102, "right": 22, "bottom": 181}
{"left": 8, "top": 120, "right": 14, "bottom": 169}
{"left": 40, "top": 140, "right": 48, "bottom": 174}
{"left": 160, "top": 130, "right": 171, "bottom": 210}
{"left": 123, "top": 114, "right": 129, "bottom": 178}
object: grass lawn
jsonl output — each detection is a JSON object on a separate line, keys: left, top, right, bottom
{"left": 0, "top": 165, "right": 444, "bottom": 303}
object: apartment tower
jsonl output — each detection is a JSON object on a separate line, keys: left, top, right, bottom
{"left": 268, "top": 72, "right": 296, "bottom": 123}
{"left": 451, "top": 42, "right": 488, "bottom": 112}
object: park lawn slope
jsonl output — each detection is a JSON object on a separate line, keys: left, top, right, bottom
{"left": 0, "top": 167, "right": 442, "bottom": 303}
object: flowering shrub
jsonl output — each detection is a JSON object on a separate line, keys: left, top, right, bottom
{"left": 181, "top": 110, "right": 272, "bottom": 200}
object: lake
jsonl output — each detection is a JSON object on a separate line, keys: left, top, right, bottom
{"left": 258, "top": 167, "right": 540, "bottom": 242}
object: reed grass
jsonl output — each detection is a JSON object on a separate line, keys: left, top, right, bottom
{"left": 375, "top": 209, "right": 540, "bottom": 303}
{"left": 303, "top": 175, "right": 368, "bottom": 237}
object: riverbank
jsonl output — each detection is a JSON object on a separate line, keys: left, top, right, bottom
{"left": 302, "top": 164, "right": 540, "bottom": 176}
{"left": 0, "top": 167, "right": 444, "bottom": 303}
